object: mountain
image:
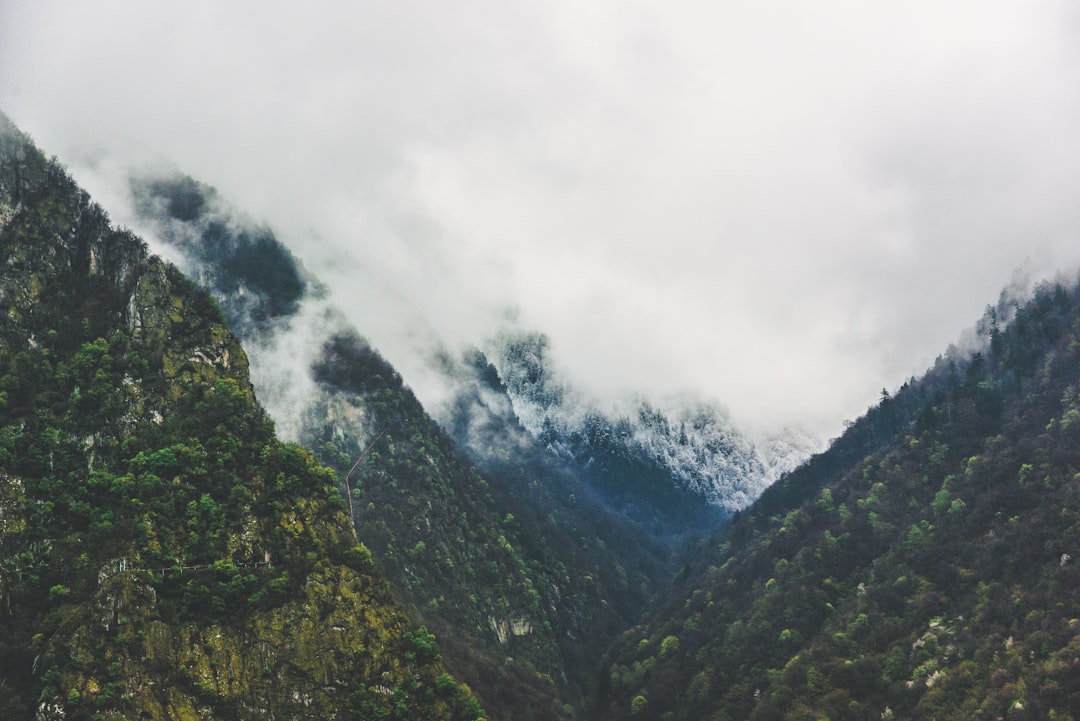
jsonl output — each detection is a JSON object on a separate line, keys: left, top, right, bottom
{"left": 439, "top": 329, "right": 821, "bottom": 539}
{"left": 124, "top": 170, "right": 683, "bottom": 719}
{"left": 0, "top": 113, "right": 482, "bottom": 720}
{"left": 597, "top": 278, "right": 1080, "bottom": 720}
{"left": 16, "top": 106, "right": 1075, "bottom": 721}
{"left": 124, "top": 172, "right": 820, "bottom": 540}
{"left": 126, "top": 170, "right": 820, "bottom": 537}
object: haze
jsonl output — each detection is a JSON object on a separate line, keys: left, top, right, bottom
{"left": 3, "top": 0, "right": 1080, "bottom": 436}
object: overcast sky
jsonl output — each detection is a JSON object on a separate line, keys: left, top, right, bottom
{"left": 3, "top": 0, "right": 1080, "bottom": 436}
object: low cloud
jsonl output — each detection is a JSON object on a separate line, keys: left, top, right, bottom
{"left": 3, "top": 1, "right": 1080, "bottom": 436}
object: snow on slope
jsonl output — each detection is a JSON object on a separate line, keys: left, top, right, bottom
{"left": 483, "top": 330, "right": 822, "bottom": 512}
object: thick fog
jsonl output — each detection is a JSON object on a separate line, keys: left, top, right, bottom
{"left": 3, "top": 0, "right": 1080, "bottom": 436}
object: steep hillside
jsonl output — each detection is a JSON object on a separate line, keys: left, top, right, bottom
{"left": 599, "top": 280, "right": 1080, "bottom": 720}
{"left": 0, "top": 114, "right": 481, "bottom": 720}
{"left": 303, "top": 329, "right": 656, "bottom": 719}
{"left": 125, "top": 171, "right": 677, "bottom": 720}
{"left": 480, "top": 330, "right": 819, "bottom": 527}
{"left": 127, "top": 171, "right": 819, "bottom": 543}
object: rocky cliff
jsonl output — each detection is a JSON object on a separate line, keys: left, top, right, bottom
{"left": 0, "top": 113, "right": 481, "bottom": 721}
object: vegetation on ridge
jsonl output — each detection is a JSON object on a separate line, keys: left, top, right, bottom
{"left": 129, "top": 170, "right": 687, "bottom": 721}
{"left": 598, "top": 281, "right": 1080, "bottom": 720}
{"left": 9, "top": 108, "right": 1080, "bottom": 721}
{"left": 0, "top": 114, "right": 482, "bottom": 721}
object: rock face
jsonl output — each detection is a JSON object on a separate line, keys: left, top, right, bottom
{"left": 0, "top": 113, "right": 481, "bottom": 720}
{"left": 124, "top": 170, "right": 684, "bottom": 720}
{"left": 120, "top": 164, "right": 828, "bottom": 719}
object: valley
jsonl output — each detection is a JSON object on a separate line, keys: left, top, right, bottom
{"left": 3, "top": 110, "right": 1080, "bottom": 720}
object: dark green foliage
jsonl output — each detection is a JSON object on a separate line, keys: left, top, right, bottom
{"left": 564, "top": 409, "right": 723, "bottom": 534}
{"left": 131, "top": 173, "right": 307, "bottom": 322}
{"left": 146, "top": 174, "right": 207, "bottom": 221}
{"left": 598, "top": 279, "right": 1080, "bottom": 720}
{"left": 130, "top": 169, "right": 683, "bottom": 719}
{"left": 0, "top": 113, "right": 478, "bottom": 721}
{"left": 307, "top": 330, "right": 600, "bottom": 720}
{"left": 488, "top": 331, "right": 725, "bottom": 539}
{"left": 16, "top": 103, "right": 1080, "bottom": 721}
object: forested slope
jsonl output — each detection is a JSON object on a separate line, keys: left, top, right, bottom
{"left": 15, "top": 105, "right": 1079, "bottom": 721}
{"left": 0, "top": 113, "right": 482, "bottom": 721}
{"left": 599, "top": 280, "right": 1080, "bottom": 720}
{"left": 127, "top": 171, "right": 679, "bottom": 720}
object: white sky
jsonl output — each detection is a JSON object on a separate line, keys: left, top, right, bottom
{"left": 3, "top": 0, "right": 1080, "bottom": 436}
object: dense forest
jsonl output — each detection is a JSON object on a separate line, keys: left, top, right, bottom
{"left": 5, "top": 108, "right": 1080, "bottom": 721}
{"left": 598, "top": 282, "right": 1080, "bottom": 719}
{"left": 0, "top": 113, "right": 483, "bottom": 720}
{"left": 129, "top": 170, "right": 682, "bottom": 720}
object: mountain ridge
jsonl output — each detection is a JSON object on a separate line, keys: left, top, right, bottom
{"left": 124, "top": 168, "right": 689, "bottom": 719}
{"left": 596, "top": 275, "right": 1080, "bottom": 720}
{"left": 8, "top": 108, "right": 1080, "bottom": 721}
{"left": 0, "top": 111, "right": 483, "bottom": 720}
